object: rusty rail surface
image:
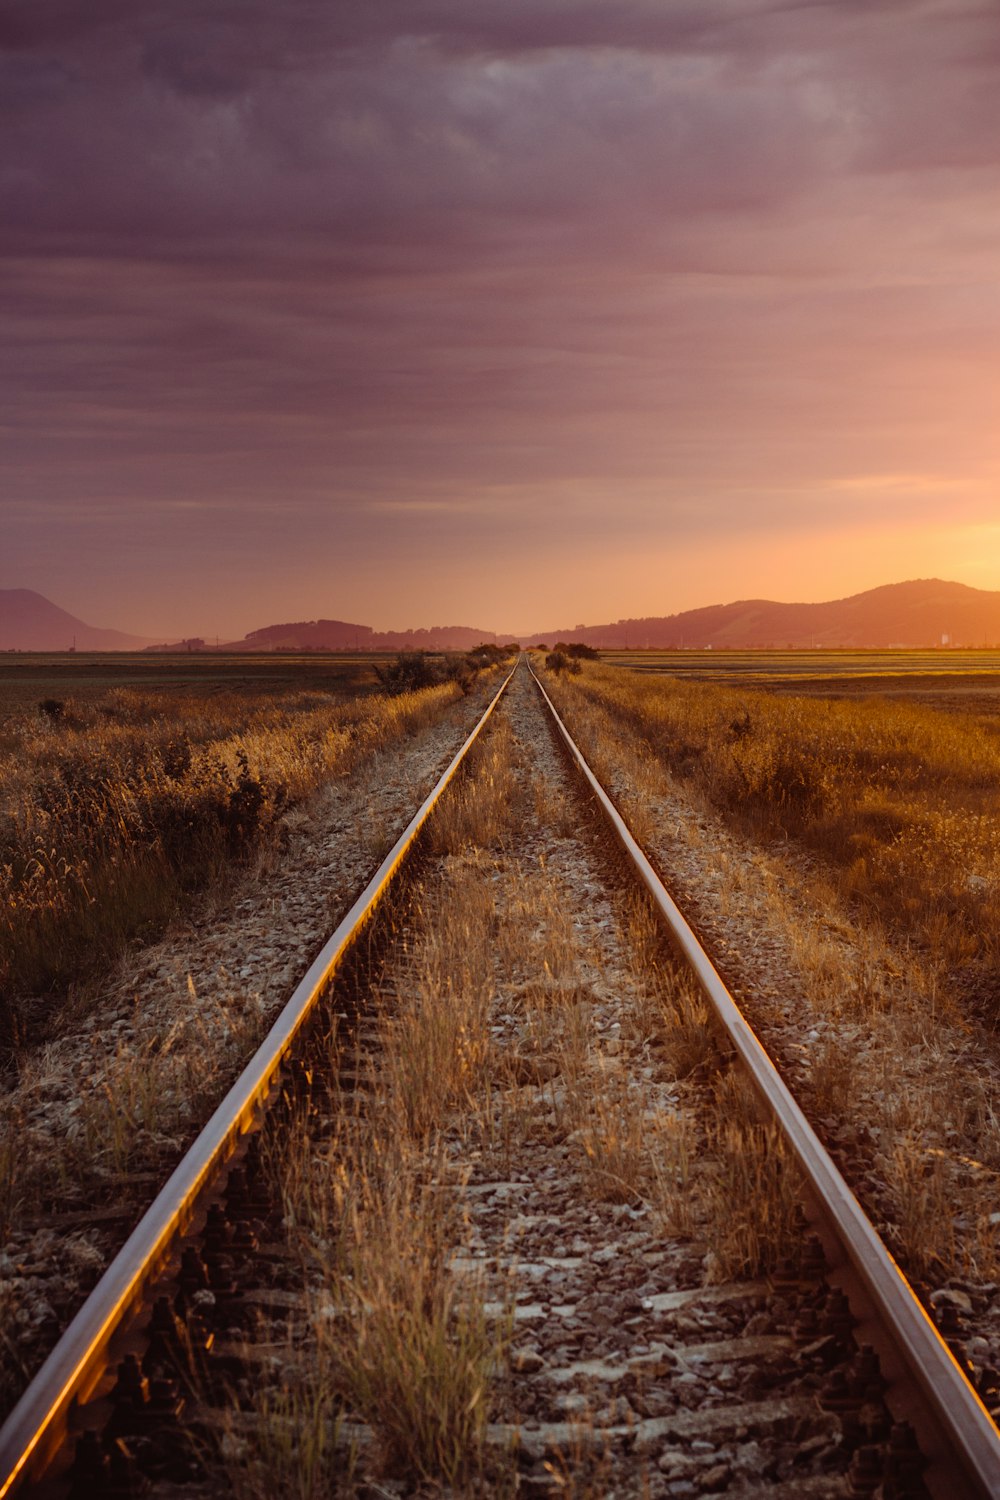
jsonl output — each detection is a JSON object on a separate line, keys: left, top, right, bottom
{"left": 0, "top": 665, "right": 515, "bottom": 1497}
{"left": 528, "top": 659, "right": 1000, "bottom": 1500}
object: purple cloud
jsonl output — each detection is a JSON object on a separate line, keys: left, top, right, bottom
{"left": 2, "top": 2, "right": 998, "bottom": 635}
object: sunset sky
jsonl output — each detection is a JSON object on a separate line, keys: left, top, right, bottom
{"left": 2, "top": 1, "right": 998, "bottom": 639}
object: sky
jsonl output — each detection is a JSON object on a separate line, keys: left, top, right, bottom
{"left": 2, "top": 0, "right": 999, "bottom": 640}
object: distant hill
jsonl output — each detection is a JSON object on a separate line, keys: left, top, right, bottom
{"left": 222, "top": 620, "right": 505, "bottom": 652}
{"left": 527, "top": 580, "right": 1000, "bottom": 650}
{"left": 7, "top": 578, "right": 1000, "bottom": 655}
{"left": 0, "top": 590, "right": 159, "bottom": 651}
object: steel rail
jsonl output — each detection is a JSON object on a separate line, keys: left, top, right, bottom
{"left": 529, "top": 660, "right": 1000, "bottom": 1500}
{"left": 0, "top": 665, "right": 516, "bottom": 1498}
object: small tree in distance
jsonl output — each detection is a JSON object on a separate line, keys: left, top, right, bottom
{"left": 553, "top": 641, "right": 598, "bottom": 660}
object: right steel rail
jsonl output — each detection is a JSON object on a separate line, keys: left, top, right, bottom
{"left": 530, "top": 661, "right": 1000, "bottom": 1500}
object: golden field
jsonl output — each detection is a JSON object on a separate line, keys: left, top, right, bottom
{"left": 544, "top": 656, "right": 1000, "bottom": 1017}
{"left": 0, "top": 654, "right": 473, "bottom": 1052}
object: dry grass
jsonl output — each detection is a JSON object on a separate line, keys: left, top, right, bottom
{"left": 542, "top": 659, "right": 1000, "bottom": 1012}
{"left": 1, "top": 678, "right": 467, "bottom": 1050}
{"left": 219, "top": 1331, "right": 350, "bottom": 1500}
{"left": 317, "top": 1146, "right": 501, "bottom": 1488}
{"left": 701, "top": 1072, "right": 801, "bottom": 1281}
{"left": 0, "top": 1137, "right": 19, "bottom": 1244}
{"left": 428, "top": 714, "right": 521, "bottom": 857}
{"left": 620, "top": 892, "right": 716, "bottom": 1077}
{"left": 8, "top": 984, "right": 269, "bottom": 1223}
{"left": 379, "top": 866, "right": 496, "bottom": 1142}
{"left": 648, "top": 1112, "right": 698, "bottom": 1238}
{"left": 884, "top": 1140, "right": 958, "bottom": 1280}
{"left": 227, "top": 713, "right": 525, "bottom": 1493}
{"left": 540, "top": 1435, "right": 616, "bottom": 1497}
{"left": 574, "top": 1060, "right": 650, "bottom": 1203}
{"left": 615, "top": 891, "right": 788, "bottom": 1253}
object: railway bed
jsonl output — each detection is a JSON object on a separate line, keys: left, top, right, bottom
{"left": 1, "top": 660, "right": 997, "bottom": 1497}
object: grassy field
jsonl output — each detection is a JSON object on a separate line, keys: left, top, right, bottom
{"left": 0, "top": 651, "right": 403, "bottom": 725}
{"left": 544, "top": 654, "right": 1000, "bottom": 1020}
{"left": 0, "top": 653, "right": 485, "bottom": 1055}
{"left": 599, "top": 647, "right": 1000, "bottom": 697}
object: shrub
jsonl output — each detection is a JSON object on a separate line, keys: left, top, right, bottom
{"left": 375, "top": 652, "right": 441, "bottom": 695}
{"left": 466, "top": 643, "right": 509, "bottom": 667}
{"left": 376, "top": 648, "right": 508, "bottom": 698}
{"left": 552, "top": 641, "right": 597, "bottom": 659}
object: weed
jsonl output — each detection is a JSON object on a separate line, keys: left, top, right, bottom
{"left": 808, "top": 1030, "right": 854, "bottom": 1114}
{"left": 0, "top": 1136, "right": 19, "bottom": 1243}
{"left": 884, "top": 1139, "right": 957, "bottom": 1279}
{"left": 318, "top": 1150, "right": 500, "bottom": 1487}
{"left": 428, "top": 716, "right": 520, "bottom": 856}
{"left": 701, "top": 1072, "right": 800, "bottom": 1279}
{"left": 649, "top": 1112, "right": 697, "bottom": 1236}
{"left": 217, "top": 1325, "right": 352, "bottom": 1500}
{"left": 576, "top": 1062, "right": 650, "bottom": 1203}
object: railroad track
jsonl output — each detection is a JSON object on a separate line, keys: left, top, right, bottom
{"left": 1, "top": 657, "right": 998, "bottom": 1498}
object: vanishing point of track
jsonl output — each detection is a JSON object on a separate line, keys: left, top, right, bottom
{"left": 1, "top": 657, "right": 998, "bottom": 1498}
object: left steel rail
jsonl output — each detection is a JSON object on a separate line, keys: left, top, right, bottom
{"left": 0, "top": 664, "right": 516, "bottom": 1497}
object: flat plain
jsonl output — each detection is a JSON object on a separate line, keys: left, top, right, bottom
{"left": 0, "top": 651, "right": 396, "bottom": 726}
{"left": 600, "top": 645, "right": 1000, "bottom": 695}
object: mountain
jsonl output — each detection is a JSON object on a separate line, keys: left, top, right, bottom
{"left": 0, "top": 590, "right": 160, "bottom": 651}
{"left": 7, "top": 578, "right": 1000, "bottom": 655}
{"left": 526, "top": 580, "right": 1000, "bottom": 650}
{"left": 221, "top": 620, "right": 505, "bottom": 652}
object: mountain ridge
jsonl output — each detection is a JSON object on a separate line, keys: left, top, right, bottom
{"left": 4, "top": 579, "right": 1000, "bottom": 653}
{"left": 525, "top": 579, "right": 1000, "bottom": 649}
{"left": 0, "top": 590, "right": 160, "bottom": 652}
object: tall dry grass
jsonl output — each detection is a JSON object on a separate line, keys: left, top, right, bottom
{"left": 542, "top": 660, "right": 1000, "bottom": 1012}
{"left": 233, "top": 715, "right": 524, "bottom": 1492}
{"left": 0, "top": 680, "right": 465, "bottom": 1051}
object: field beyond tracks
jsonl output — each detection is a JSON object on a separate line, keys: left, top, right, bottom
{"left": 561, "top": 650, "right": 1000, "bottom": 1015}
{"left": 599, "top": 646, "right": 1000, "bottom": 678}
{"left": 0, "top": 652, "right": 398, "bottom": 725}
{"left": 599, "top": 647, "right": 1000, "bottom": 713}
{"left": 0, "top": 652, "right": 483, "bottom": 1044}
